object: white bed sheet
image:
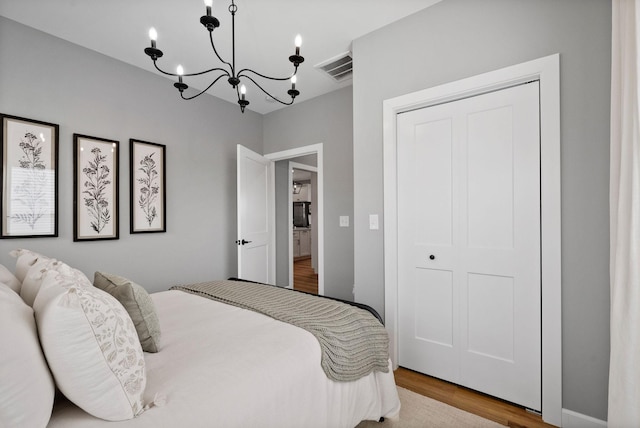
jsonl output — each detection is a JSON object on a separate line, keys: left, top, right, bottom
{"left": 48, "top": 290, "right": 400, "bottom": 428}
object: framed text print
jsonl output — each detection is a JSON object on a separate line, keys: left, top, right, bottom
{"left": 73, "top": 134, "right": 119, "bottom": 241}
{"left": 1, "top": 114, "right": 59, "bottom": 238}
{"left": 130, "top": 139, "right": 166, "bottom": 233}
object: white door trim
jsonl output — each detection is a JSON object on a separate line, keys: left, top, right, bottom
{"left": 265, "top": 143, "right": 324, "bottom": 296}
{"left": 383, "top": 54, "right": 561, "bottom": 426}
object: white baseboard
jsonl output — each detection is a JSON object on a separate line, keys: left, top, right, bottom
{"left": 562, "top": 409, "right": 607, "bottom": 428}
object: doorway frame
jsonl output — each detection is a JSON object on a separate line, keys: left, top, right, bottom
{"left": 265, "top": 143, "right": 324, "bottom": 295}
{"left": 382, "top": 54, "right": 561, "bottom": 425}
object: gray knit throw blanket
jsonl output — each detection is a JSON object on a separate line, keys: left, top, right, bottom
{"left": 171, "top": 280, "right": 389, "bottom": 382}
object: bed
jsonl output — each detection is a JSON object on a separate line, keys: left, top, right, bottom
{"left": 0, "top": 250, "right": 400, "bottom": 428}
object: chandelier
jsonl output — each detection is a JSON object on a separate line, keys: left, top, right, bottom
{"left": 144, "top": 0, "right": 305, "bottom": 113}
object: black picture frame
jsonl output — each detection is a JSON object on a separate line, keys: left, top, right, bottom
{"left": 1, "top": 114, "right": 59, "bottom": 238}
{"left": 73, "top": 134, "right": 119, "bottom": 241}
{"left": 130, "top": 139, "right": 166, "bottom": 233}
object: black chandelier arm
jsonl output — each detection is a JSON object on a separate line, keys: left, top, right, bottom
{"left": 180, "top": 73, "right": 230, "bottom": 100}
{"left": 240, "top": 75, "right": 296, "bottom": 106}
{"left": 237, "top": 66, "right": 298, "bottom": 82}
{"left": 153, "top": 61, "right": 230, "bottom": 79}
{"left": 208, "top": 30, "right": 234, "bottom": 74}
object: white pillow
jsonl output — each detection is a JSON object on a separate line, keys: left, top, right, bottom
{"left": 0, "top": 283, "right": 55, "bottom": 428}
{"left": 34, "top": 269, "right": 147, "bottom": 421}
{"left": 20, "top": 259, "right": 91, "bottom": 307}
{"left": 10, "top": 249, "right": 48, "bottom": 283}
{"left": 0, "top": 264, "right": 20, "bottom": 293}
{"left": 20, "top": 258, "right": 60, "bottom": 307}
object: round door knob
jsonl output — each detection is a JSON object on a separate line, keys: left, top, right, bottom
{"left": 429, "top": 255, "right": 435, "bottom": 260}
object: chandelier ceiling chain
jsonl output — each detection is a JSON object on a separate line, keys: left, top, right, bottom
{"left": 144, "top": 0, "right": 304, "bottom": 113}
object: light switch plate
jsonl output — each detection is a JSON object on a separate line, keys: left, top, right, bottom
{"left": 339, "top": 216, "right": 349, "bottom": 227}
{"left": 369, "top": 214, "right": 379, "bottom": 230}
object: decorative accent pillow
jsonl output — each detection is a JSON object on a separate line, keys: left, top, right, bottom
{"left": 0, "top": 283, "right": 55, "bottom": 428}
{"left": 9, "top": 249, "right": 48, "bottom": 283}
{"left": 94, "top": 272, "right": 162, "bottom": 353}
{"left": 0, "top": 264, "right": 20, "bottom": 293}
{"left": 34, "top": 269, "right": 146, "bottom": 421}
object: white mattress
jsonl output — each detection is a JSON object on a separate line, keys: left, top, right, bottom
{"left": 48, "top": 290, "right": 400, "bottom": 428}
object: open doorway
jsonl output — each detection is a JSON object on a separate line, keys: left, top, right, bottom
{"left": 265, "top": 143, "right": 324, "bottom": 295}
{"left": 291, "top": 164, "right": 318, "bottom": 294}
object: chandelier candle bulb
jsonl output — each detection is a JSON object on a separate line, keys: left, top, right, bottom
{"left": 204, "top": 0, "right": 212, "bottom": 16}
{"left": 177, "top": 65, "right": 184, "bottom": 83}
{"left": 287, "top": 75, "right": 300, "bottom": 99}
{"left": 149, "top": 28, "right": 158, "bottom": 48}
{"left": 288, "top": 34, "right": 304, "bottom": 67}
{"left": 238, "top": 84, "right": 249, "bottom": 112}
{"left": 173, "top": 64, "right": 188, "bottom": 93}
{"left": 295, "top": 34, "right": 302, "bottom": 55}
{"left": 144, "top": 27, "right": 163, "bottom": 60}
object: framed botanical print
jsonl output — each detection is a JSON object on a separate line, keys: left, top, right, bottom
{"left": 130, "top": 139, "right": 166, "bottom": 233}
{"left": 1, "top": 114, "right": 59, "bottom": 238}
{"left": 73, "top": 134, "right": 119, "bottom": 241}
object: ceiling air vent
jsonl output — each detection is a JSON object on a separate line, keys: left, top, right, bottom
{"left": 314, "top": 52, "right": 353, "bottom": 83}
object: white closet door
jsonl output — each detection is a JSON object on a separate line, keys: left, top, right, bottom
{"left": 397, "top": 82, "right": 541, "bottom": 410}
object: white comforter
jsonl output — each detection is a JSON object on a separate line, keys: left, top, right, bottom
{"left": 48, "top": 290, "right": 400, "bottom": 428}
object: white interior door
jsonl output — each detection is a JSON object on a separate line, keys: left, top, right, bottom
{"left": 397, "top": 82, "right": 541, "bottom": 410}
{"left": 237, "top": 144, "right": 275, "bottom": 284}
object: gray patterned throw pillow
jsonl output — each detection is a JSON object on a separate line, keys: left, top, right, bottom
{"left": 94, "top": 271, "right": 161, "bottom": 353}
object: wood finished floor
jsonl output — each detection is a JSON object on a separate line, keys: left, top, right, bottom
{"left": 293, "top": 257, "right": 318, "bottom": 294}
{"left": 294, "top": 260, "right": 552, "bottom": 427}
{"left": 394, "top": 367, "right": 556, "bottom": 427}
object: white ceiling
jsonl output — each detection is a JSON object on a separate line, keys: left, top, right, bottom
{"left": 0, "top": 0, "right": 440, "bottom": 114}
{"left": 293, "top": 169, "right": 312, "bottom": 181}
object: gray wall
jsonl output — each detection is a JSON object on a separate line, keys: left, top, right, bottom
{"left": 352, "top": 0, "right": 611, "bottom": 421}
{"left": 0, "top": 17, "right": 263, "bottom": 290}
{"left": 263, "top": 87, "right": 354, "bottom": 301}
